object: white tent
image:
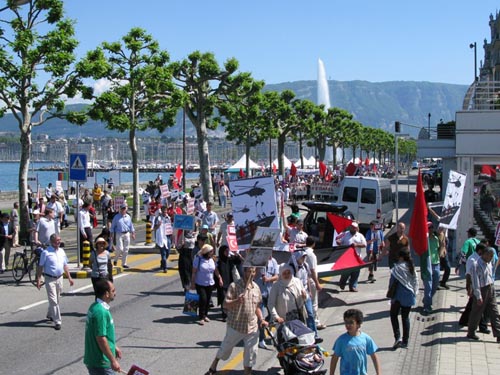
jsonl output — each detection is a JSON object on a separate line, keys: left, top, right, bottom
{"left": 304, "top": 156, "right": 317, "bottom": 167}
{"left": 348, "top": 157, "right": 380, "bottom": 165}
{"left": 225, "top": 154, "right": 261, "bottom": 172}
{"left": 272, "top": 155, "right": 292, "bottom": 169}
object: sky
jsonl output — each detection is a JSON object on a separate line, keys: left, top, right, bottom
{"left": 13, "top": 0, "right": 500, "bottom": 87}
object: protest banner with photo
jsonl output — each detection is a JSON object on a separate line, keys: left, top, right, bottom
{"left": 439, "top": 170, "right": 466, "bottom": 230}
{"left": 229, "top": 176, "right": 279, "bottom": 249}
{"left": 243, "top": 247, "right": 273, "bottom": 268}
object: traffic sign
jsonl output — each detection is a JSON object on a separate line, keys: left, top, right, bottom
{"left": 69, "top": 153, "right": 87, "bottom": 182}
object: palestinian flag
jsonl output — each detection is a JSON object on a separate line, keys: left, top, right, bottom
{"left": 316, "top": 245, "right": 370, "bottom": 277}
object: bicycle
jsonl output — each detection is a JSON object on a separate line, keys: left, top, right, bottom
{"left": 11, "top": 241, "right": 45, "bottom": 286}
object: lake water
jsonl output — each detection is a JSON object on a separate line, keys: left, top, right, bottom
{"left": 0, "top": 162, "right": 201, "bottom": 192}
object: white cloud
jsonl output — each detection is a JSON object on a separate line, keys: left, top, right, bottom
{"left": 93, "top": 78, "right": 113, "bottom": 96}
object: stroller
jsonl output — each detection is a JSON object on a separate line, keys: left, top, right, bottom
{"left": 265, "top": 319, "right": 328, "bottom": 375}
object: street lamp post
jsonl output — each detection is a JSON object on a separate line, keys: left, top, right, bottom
{"left": 182, "top": 106, "right": 186, "bottom": 191}
{"left": 427, "top": 113, "right": 431, "bottom": 139}
{"left": 470, "top": 42, "right": 477, "bottom": 82}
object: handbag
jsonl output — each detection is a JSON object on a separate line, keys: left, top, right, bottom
{"left": 386, "top": 279, "right": 398, "bottom": 299}
{"left": 285, "top": 287, "right": 306, "bottom": 323}
{"left": 183, "top": 291, "right": 199, "bottom": 316}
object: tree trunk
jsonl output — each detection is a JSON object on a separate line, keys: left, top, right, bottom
{"left": 19, "top": 124, "right": 31, "bottom": 242}
{"left": 129, "top": 128, "right": 140, "bottom": 222}
{"left": 245, "top": 136, "right": 251, "bottom": 177}
{"left": 299, "top": 133, "right": 304, "bottom": 169}
{"left": 195, "top": 116, "right": 214, "bottom": 203}
{"left": 277, "top": 133, "right": 286, "bottom": 178}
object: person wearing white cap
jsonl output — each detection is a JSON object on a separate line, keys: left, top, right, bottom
{"left": 336, "top": 222, "right": 367, "bottom": 292}
{"left": 110, "top": 204, "right": 136, "bottom": 268}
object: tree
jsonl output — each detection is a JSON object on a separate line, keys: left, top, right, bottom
{"left": 261, "top": 90, "right": 296, "bottom": 177}
{"left": 218, "top": 78, "right": 266, "bottom": 176}
{"left": 77, "top": 28, "right": 182, "bottom": 221}
{"left": 0, "top": 0, "right": 88, "bottom": 240}
{"left": 171, "top": 51, "right": 254, "bottom": 202}
{"left": 292, "top": 99, "right": 322, "bottom": 166}
{"left": 324, "top": 107, "right": 354, "bottom": 166}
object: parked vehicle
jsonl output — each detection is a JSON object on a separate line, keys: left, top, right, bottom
{"left": 334, "top": 176, "right": 394, "bottom": 229}
{"left": 301, "top": 201, "right": 354, "bottom": 250}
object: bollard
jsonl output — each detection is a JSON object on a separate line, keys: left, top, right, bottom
{"left": 145, "top": 222, "right": 152, "bottom": 245}
{"left": 82, "top": 240, "right": 91, "bottom": 269}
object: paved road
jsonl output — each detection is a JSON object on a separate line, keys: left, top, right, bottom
{"left": 1, "top": 172, "right": 499, "bottom": 374}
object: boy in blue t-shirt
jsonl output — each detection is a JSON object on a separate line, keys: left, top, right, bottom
{"left": 330, "top": 309, "right": 381, "bottom": 375}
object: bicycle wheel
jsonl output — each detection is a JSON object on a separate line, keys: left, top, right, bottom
{"left": 28, "top": 259, "right": 44, "bottom": 287}
{"left": 11, "top": 253, "right": 26, "bottom": 283}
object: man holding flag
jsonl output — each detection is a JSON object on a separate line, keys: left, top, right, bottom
{"left": 409, "top": 169, "right": 439, "bottom": 315}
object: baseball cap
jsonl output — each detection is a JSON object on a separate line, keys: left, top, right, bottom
{"left": 32, "top": 209, "right": 40, "bottom": 215}
{"left": 120, "top": 203, "right": 128, "bottom": 209}
{"left": 351, "top": 222, "right": 359, "bottom": 228}
{"left": 202, "top": 224, "right": 209, "bottom": 230}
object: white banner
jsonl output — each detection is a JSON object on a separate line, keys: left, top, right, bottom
{"left": 439, "top": 170, "right": 466, "bottom": 230}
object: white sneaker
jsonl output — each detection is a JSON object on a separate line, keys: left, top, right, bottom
{"left": 258, "top": 340, "right": 268, "bottom": 349}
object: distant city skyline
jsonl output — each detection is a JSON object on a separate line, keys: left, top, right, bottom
{"left": 56, "top": 0, "right": 500, "bottom": 94}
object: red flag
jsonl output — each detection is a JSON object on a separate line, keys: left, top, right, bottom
{"left": 272, "top": 163, "right": 277, "bottom": 174}
{"left": 364, "top": 157, "right": 370, "bottom": 166}
{"left": 345, "top": 162, "right": 357, "bottom": 176}
{"left": 409, "top": 169, "right": 428, "bottom": 256}
{"left": 319, "top": 160, "right": 327, "bottom": 177}
{"left": 327, "top": 213, "right": 353, "bottom": 246}
{"left": 325, "top": 169, "right": 332, "bottom": 181}
{"left": 290, "top": 163, "right": 297, "bottom": 177}
{"left": 175, "top": 164, "right": 182, "bottom": 182}
{"left": 331, "top": 246, "right": 366, "bottom": 271}
{"left": 239, "top": 168, "right": 245, "bottom": 178}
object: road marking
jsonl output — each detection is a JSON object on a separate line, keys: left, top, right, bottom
{"left": 16, "top": 273, "right": 129, "bottom": 312}
{"left": 221, "top": 350, "right": 243, "bottom": 371}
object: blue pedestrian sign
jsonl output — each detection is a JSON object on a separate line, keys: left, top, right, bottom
{"left": 69, "top": 153, "right": 87, "bottom": 182}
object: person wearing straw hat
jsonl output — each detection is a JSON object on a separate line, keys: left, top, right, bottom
{"left": 205, "top": 266, "right": 268, "bottom": 375}
{"left": 191, "top": 244, "right": 222, "bottom": 325}
{"left": 90, "top": 237, "right": 113, "bottom": 295}
{"left": 84, "top": 279, "right": 122, "bottom": 374}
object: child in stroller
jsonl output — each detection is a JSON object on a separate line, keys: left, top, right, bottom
{"left": 266, "top": 319, "right": 327, "bottom": 375}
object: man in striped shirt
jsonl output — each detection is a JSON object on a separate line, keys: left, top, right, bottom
{"left": 466, "top": 247, "right": 500, "bottom": 341}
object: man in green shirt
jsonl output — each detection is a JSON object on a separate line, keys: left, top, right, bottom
{"left": 461, "top": 227, "right": 480, "bottom": 259}
{"left": 84, "top": 279, "right": 122, "bottom": 374}
{"left": 420, "top": 222, "right": 441, "bottom": 315}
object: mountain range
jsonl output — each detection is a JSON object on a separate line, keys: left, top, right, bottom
{"left": 0, "top": 80, "right": 468, "bottom": 139}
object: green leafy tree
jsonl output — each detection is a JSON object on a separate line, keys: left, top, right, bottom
{"left": 217, "top": 78, "right": 265, "bottom": 176}
{"left": 261, "top": 90, "right": 296, "bottom": 177}
{"left": 292, "top": 99, "right": 321, "bottom": 166}
{"left": 324, "top": 107, "right": 354, "bottom": 166}
{"left": 172, "top": 51, "right": 253, "bottom": 202}
{"left": 0, "top": 0, "right": 88, "bottom": 239}
{"left": 77, "top": 28, "right": 182, "bottom": 221}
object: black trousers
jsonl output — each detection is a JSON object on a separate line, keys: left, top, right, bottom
{"left": 195, "top": 284, "right": 214, "bottom": 320}
{"left": 459, "top": 295, "right": 488, "bottom": 330}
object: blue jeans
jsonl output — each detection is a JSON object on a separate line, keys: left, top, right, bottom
{"left": 159, "top": 236, "right": 171, "bottom": 270}
{"left": 220, "top": 194, "right": 227, "bottom": 208}
{"left": 339, "top": 270, "right": 360, "bottom": 289}
{"left": 304, "top": 297, "right": 317, "bottom": 336}
{"left": 423, "top": 263, "right": 440, "bottom": 309}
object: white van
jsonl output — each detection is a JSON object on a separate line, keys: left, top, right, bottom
{"left": 335, "top": 176, "right": 394, "bottom": 229}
